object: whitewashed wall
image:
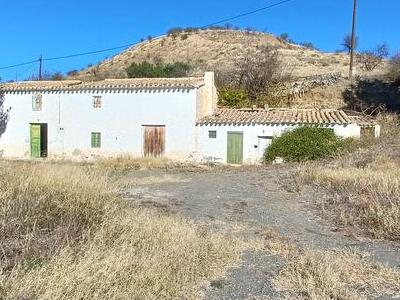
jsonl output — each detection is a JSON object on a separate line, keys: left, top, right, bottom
{"left": 195, "top": 123, "right": 362, "bottom": 164}
{"left": 0, "top": 89, "right": 198, "bottom": 159}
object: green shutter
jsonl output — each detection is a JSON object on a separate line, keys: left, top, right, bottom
{"left": 30, "top": 124, "right": 41, "bottom": 158}
{"left": 91, "top": 132, "right": 101, "bottom": 148}
{"left": 227, "top": 132, "right": 243, "bottom": 164}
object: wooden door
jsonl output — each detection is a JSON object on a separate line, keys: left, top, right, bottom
{"left": 30, "top": 124, "right": 41, "bottom": 158}
{"left": 227, "top": 132, "right": 243, "bottom": 164}
{"left": 143, "top": 126, "right": 165, "bottom": 157}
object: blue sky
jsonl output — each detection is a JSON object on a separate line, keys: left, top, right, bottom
{"left": 1, "top": 0, "right": 399, "bottom": 81}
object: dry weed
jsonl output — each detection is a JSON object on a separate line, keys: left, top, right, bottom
{"left": 0, "top": 160, "right": 241, "bottom": 299}
{"left": 4, "top": 209, "right": 241, "bottom": 300}
{"left": 0, "top": 160, "right": 117, "bottom": 270}
{"left": 275, "top": 249, "right": 400, "bottom": 300}
{"left": 298, "top": 114, "right": 400, "bottom": 240}
{"left": 261, "top": 229, "right": 400, "bottom": 299}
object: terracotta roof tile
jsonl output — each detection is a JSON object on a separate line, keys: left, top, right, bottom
{"left": 0, "top": 77, "right": 205, "bottom": 92}
{"left": 196, "top": 108, "right": 371, "bottom": 125}
{"left": 347, "top": 115, "right": 377, "bottom": 127}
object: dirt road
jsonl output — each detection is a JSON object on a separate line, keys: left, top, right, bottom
{"left": 123, "top": 166, "right": 400, "bottom": 299}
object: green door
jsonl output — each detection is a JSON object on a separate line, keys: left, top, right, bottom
{"left": 227, "top": 132, "right": 243, "bottom": 164}
{"left": 30, "top": 124, "right": 41, "bottom": 158}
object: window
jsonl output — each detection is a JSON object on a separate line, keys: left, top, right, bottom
{"left": 208, "top": 130, "right": 217, "bottom": 139}
{"left": 91, "top": 132, "right": 101, "bottom": 148}
{"left": 32, "top": 93, "right": 42, "bottom": 111}
{"left": 93, "top": 96, "right": 102, "bottom": 108}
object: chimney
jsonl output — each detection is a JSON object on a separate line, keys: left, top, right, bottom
{"left": 204, "top": 72, "right": 217, "bottom": 111}
{"left": 196, "top": 72, "right": 218, "bottom": 119}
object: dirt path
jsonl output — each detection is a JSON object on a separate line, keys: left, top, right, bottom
{"left": 123, "top": 167, "right": 400, "bottom": 299}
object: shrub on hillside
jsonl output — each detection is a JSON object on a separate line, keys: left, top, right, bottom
{"left": 218, "top": 88, "right": 249, "bottom": 107}
{"left": 389, "top": 53, "right": 400, "bottom": 83}
{"left": 126, "top": 61, "right": 191, "bottom": 78}
{"left": 264, "top": 127, "right": 352, "bottom": 162}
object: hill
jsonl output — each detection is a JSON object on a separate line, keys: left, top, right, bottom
{"left": 73, "top": 29, "right": 396, "bottom": 111}
{"left": 75, "top": 29, "right": 357, "bottom": 79}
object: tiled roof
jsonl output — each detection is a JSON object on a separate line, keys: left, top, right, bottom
{"left": 196, "top": 108, "right": 374, "bottom": 126}
{"left": 0, "top": 77, "right": 205, "bottom": 92}
{"left": 347, "top": 115, "right": 377, "bottom": 127}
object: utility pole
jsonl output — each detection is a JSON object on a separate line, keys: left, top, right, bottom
{"left": 38, "top": 55, "right": 43, "bottom": 81}
{"left": 349, "top": 0, "right": 357, "bottom": 81}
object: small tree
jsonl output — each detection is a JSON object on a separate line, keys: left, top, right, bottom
{"left": 67, "top": 69, "right": 79, "bottom": 77}
{"left": 389, "top": 53, "right": 400, "bottom": 83}
{"left": 300, "top": 41, "right": 318, "bottom": 51}
{"left": 279, "top": 33, "right": 289, "bottom": 42}
{"left": 234, "top": 45, "right": 282, "bottom": 100}
{"left": 342, "top": 34, "right": 358, "bottom": 53}
{"left": 126, "top": 61, "right": 191, "bottom": 78}
{"left": 357, "top": 43, "right": 389, "bottom": 71}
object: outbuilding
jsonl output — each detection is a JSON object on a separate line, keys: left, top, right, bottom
{"left": 195, "top": 107, "right": 380, "bottom": 164}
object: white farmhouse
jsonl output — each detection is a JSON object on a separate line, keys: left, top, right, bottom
{"left": 0, "top": 73, "right": 217, "bottom": 160}
{"left": 0, "top": 72, "right": 379, "bottom": 164}
{"left": 195, "top": 108, "right": 380, "bottom": 164}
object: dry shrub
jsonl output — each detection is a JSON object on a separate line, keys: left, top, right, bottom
{"left": 0, "top": 160, "right": 240, "bottom": 299}
{"left": 3, "top": 209, "right": 240, "bottom": 300}
{"left": 96, "top": 154, "right": 170, "bottom": 172}
{"left": 298, "top": 114, "right": 400, "bottom": 239}
{"left": 0, "top": 161, "right": 117, "bottom": 271}
{"left": 301, "top": 156, "right": 400, "bottom": 239}
{"left": 96, "top": 154, "right": 219, "bottom": 174}
{"left": 275, "top": 249, "right": 400, "bottom": 300}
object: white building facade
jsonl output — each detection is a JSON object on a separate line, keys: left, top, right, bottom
{"left": 195, "top": 108, "right": 380, "bottom": 164}
{"left": 0, "top": 73, "right": 217, "bottom": 160}
{"left": 0, "top": 73, "right": 379, "bottom": 164}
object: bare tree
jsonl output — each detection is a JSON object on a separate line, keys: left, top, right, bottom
{"left": 234, "top": 45, "right": 283, "bottom": 100}
{"left": 342, "top": 34, "right": 359, "bottom": 54}
{"left": 389, "top": 53, "right": 400, "bottom": 84}
{"left": 357, "top": 43, "right": 389, "bottom": 71}
{"left": 0, "top": 88, "right": 10, "bottom": 140}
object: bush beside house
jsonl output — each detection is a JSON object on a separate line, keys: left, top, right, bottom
{"left": 264, "top": 127, "right": 354, "bottom": 162}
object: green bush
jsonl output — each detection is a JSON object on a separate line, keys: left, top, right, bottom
{"left": 218, "top": 88, "right": 249, "bottom": 107}
{"left": 126, "top": 61, "right": 191, "bottom": 78}
{"left": 264, "top": 127, "right": 353, "bottom": 162}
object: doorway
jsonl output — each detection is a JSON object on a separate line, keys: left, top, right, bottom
{"left": 143, "top": 125, "right": 165, "bottom": 157}
{"left": 227, "top": 132, "right": 243, "bottom": 164}
{"left": 30, "top": 123, "right": 48, "bottom": 158}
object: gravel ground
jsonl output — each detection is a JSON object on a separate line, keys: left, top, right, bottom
{"left": 122, "top": 166, "right": 400, "bottom": 299}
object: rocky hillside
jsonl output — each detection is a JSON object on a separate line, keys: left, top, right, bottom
{"left": 74, "top": 29, "right": 396, "bottom": 111}
{"left": 75, "top": 29, "right": 364, "bottom": 80}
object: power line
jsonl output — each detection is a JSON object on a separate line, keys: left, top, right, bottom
{"left": 0, "top": 59, "right": 40, "bottom": 71}
{"left": 201, "top": 0, "right": 294, "bottom": 28}
{"left": 0, "top": 0, "right": 295, "bottom": 72}
{"left": 43, "top": 43, "right": 139, "bottom": 62}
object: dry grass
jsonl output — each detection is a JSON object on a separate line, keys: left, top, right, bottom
{"left": 261, "top": 229, "right": 400, "bottom": 299}
{"left": 0, "top": 160, "right": 117, "bottom": 271}
{"left": 96, "top": 154, "right": 171, "bottom": 171}
{"left": 3, "top": 209, "right": 240, "bottom": 300}
{"left": 275, "top": 249, "right": 400, "bottom": 300}
{"left": 0, "top": 160, "right": 241, "bottom": 299}
{"left": 298, "top": 114, "right": 400, "bottom": 240}
{"left": 96, "top": 154, "right": 216, "bottom": 173}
